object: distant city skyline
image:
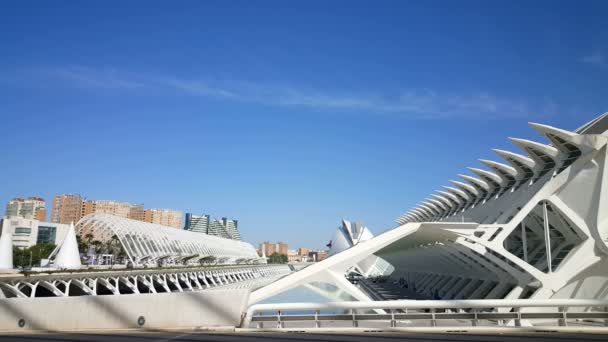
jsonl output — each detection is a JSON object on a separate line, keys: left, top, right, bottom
{"left": 1, "top": 1, "right": 606, "bottom": 249}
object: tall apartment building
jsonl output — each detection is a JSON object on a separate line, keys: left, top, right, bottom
{"left": 258, "top": 241, "right": 288, "bottom": 256}
{"left": 184, "top": 213, "right": 210, "bottom": 233}
{"left": 143, "top": 208, "right": 182, "bottom": 229}
{"left": 81, "top": 200, "right": 144, "bottom": 221}
{"left": 184, "top": 213, "right": 241, "bottom": 240}
{"left": 222, "top": 217, "right": 241, "bottom": 240}
{"left": 51, "top": 194, "right": 177, "bottom": 228}
{"left": 5, "top": 197, "right": 46, "bottom": 221}
{"left": 51, "top": 194, "right": 83, "bottom": 224}
{"left": 276, "top": 241, "right": 288, "bottom": 255}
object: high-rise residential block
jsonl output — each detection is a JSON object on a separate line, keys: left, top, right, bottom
{"left": 5, "top": 197, "right": 46, "bottom": 221}
{"left": 184, "top": 213, "right": 241, "bottom": 240}
{"left": 222, "top": 217, "right": 241, "bottom": 240}
{"left": 258, "top": 241, "right": 275, "bottom": 257}
{"left": 50, "top": 194, "right": 182, "bottom": 228}
{"left": 81, "top": 200, "right": 144, "bottom": 221}
{"left": 276, "top": 242, "right": 288, "bottom": 255}
{"left": 51, "top": 194, "right": 83, "bottom": 224}
{"left": 184, "top": 213, "right": 210, "bottom": 233}
{"left": 257, "top": 241, "right": 288, "bottom": 256}
{"left": 143, "top": 208, "right": 182, "bottom": 229}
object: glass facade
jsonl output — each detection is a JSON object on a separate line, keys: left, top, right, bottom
{"left": 37, "top": 225, "right": 56, "bottom": 244}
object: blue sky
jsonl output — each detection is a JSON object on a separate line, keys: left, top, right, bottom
{"left": 0, "top": 1, "right": 606, "bottom": 249}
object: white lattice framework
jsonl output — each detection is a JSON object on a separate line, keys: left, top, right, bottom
{"left": 0, "top": 265, "right": 290, "bottom": 298}
{"left": 76, "top": 213, "right": 261, "bottom": 265}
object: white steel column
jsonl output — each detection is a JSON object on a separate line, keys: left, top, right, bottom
{"left": 542, "top": 201, "right": 552, "bottom": 273}
{"left": 521, "top": 219, "right": 528, "bottom": 263}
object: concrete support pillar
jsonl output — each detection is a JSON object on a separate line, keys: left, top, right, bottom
{"left": 543, "top": 201, "right": 553, "bottom": 273}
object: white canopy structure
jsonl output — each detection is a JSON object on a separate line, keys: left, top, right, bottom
{"left": 250, "top": 112, "right": 608, "bottom": 305}
{"left": 0, "top": 232, "right": 13, "bottom": 270}
{"left": 329, "top": 220, "right": 393, "bottom": 277}
{"left": 54, "top": 223, "right": 82, "bottom": 270}
{"left": 76, "top": 213, "right": 261, "bottom": 265}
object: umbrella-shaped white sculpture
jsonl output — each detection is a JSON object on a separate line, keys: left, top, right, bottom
{"left": 0, "top": 232, "right": 13, "bottom": 270}
{"left": 54, "top": 223, "right": 81, "bottom": 270}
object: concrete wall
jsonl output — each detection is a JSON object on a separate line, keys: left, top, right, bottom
{"left": 0, "top": 289, "right": 249, "bottom": 332}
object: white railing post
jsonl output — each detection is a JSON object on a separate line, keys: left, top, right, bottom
{"left": 277, "top": 310, "right": 283, "bottom": 329}
{"left": 472, "top": 308, "right": 478, "bottom": 326}
{"left": 390, "top": 309, "right": 396, "bottom": 327}
{"left": 558, "top": 306, "right": 567, "bottom": 326}
{"left": 430, "top": 308, "right": 437, "bottom": 327}
{"left": 315, "top": 310, "right": 320, "bottom": 328}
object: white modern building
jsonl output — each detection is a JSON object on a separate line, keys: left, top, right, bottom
{"left": 0, "top": 216, "right": 70, "bottom": 249}
{"left": 76, "top": 213, "right": 261, "bottom": 265}
{"left": 185, "top": 213, "right": 241, "bottom": 240}
{"left": 250, "top": 112, "right": 608, "bottom": 305}
{"left": 329, "top": 219, "right": 394, "bottom": 277}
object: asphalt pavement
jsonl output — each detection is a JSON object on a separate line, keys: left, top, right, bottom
{"left": 0, "top": 331, "right": 606, "bottom": 342}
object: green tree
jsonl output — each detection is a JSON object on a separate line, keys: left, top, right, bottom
{"left": 13, "top": 243, "right": 56, "bottom": 268}
{"left": 91, "top": 240, "right": 103, "bottom": 253}
{"left": 267, "top": 253, "right": 288, "bottom": 264}
{"left": 75, "top": 235, "right": 87, "bottom": 253}
{"left": 199, "top": 256, "right": 216, "bottom": 265}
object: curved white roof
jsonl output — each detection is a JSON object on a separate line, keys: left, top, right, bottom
{"left": 76, "top": 213, "right": 260, "bottom": 264}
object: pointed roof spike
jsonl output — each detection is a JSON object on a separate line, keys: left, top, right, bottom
{"left": 509, "top": 137, "right": 560, "bottom": 159}
{"left": 528, "top": 122, "right": 577, "bottom": 140}
{"left": 442, "top": 185, "right": 469, "bottom": 201}
{"left": 411, "top": 207, "right": 429, "bottom": 218}
{"left": 427, "top": 198, "right": 448, "bottom": 211}
{"left": 435, "top": 190, "right": 462, "bottom": 205}
{"left": 416, "top": 204, "right": 435, "bottom": 216}
{"left": 458, "top": 174, "right": 490, "bottom": 191}
{"left": 449, "top": 179, "right": 479, "bottom": 196}
{"left": 492, "top": 149, "right": 536, "bottom": 169}
{"left": 479, "top": 159, "right": 517, "bottom": 176}
{"left": 431, "top": 194, "right": 454, "bottom": 208}
{"left": 422, "top": 200, "right": 443, "bottom": 214}
{"left": 467, "top": 167, "right": 503, "bottom": 185}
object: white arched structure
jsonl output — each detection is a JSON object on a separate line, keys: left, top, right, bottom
{"left": 328, "top": 220, "right": 394, "bottom": 277}
{"left": 76, "top": 213, "right": 262, "bottom": 265}
{"left": 251, "top": 112, "right": 608, "bottom": 305}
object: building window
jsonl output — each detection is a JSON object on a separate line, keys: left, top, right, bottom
{"left": 14, "top": 227, "right": 32, "bottom": 235}
{"left": 37, "top": 226, "right": 57, "bottom": 244}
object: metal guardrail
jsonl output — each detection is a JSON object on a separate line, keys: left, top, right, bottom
{"left": 241, "top": 299, "right": 608, "bottom": 329}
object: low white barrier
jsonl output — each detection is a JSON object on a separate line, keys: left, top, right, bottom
{"left": 241, "top": 299, "right": 608, "bottom": 329}
{"left": 0, "top": 289, "right": 249, "bottom": 332}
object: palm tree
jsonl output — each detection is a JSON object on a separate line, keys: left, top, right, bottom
{"left": 91, "top": 240, "right": 103, "bottom": 254}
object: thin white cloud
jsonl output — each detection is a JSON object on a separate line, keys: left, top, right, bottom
{"left": 45, "top": 66, "right": 145, "bottom": 89}
{"left": 581, "top": 52, "right": 605, "bottom": 66}
{"left": 31, "top": 66, "right": 550, "bottom": 119}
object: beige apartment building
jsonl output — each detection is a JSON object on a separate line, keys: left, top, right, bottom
{"left": 5, "top": 197, "right": 47, "bottom": 221}
{"left": 81, "top": 200, "right": 144, "bottom": 221}
{"left": 51, "top": 194, "right": 180, "bottom": 228}
{"left": 51, "top": 194, "right": 83, "bottom": 224}
{"left": 143, "top": 208, "right": 182, "bottom": 229}
{"left": 258, "top": 241, "right": 288, "bottom": 256}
